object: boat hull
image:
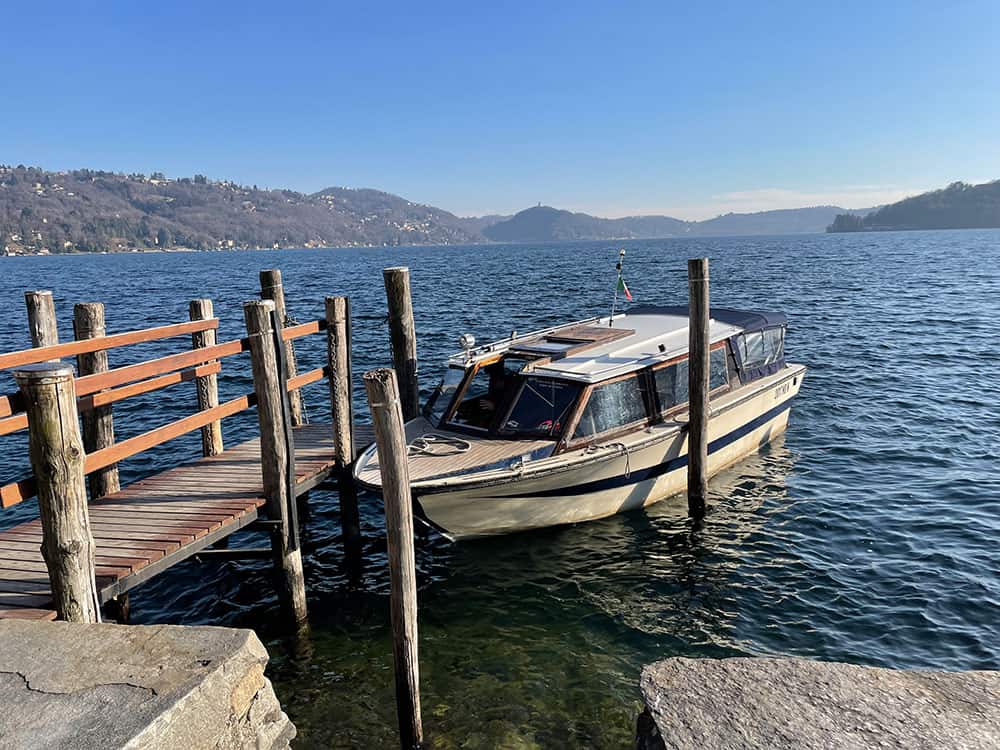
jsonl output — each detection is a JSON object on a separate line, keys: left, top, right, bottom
{"left": 413, "top": 365, "right": 805, "bottom": 539}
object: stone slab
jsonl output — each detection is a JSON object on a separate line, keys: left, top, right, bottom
{"left": 638, "top": 656, "right": 1000, "bottom": 750}
{"left": 0, "top": 620, "right": 295, "bottom": 750}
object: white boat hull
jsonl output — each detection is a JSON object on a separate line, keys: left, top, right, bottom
{"left": 412, "top": 365, "right": 805, "bottom": 539}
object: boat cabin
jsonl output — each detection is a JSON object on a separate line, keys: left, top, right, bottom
{"left": 422, "top": 306, "right": 788, "bottom": 454}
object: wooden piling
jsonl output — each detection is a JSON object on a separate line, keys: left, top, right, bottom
{"left": 325, "top": 296, "right": 361, "bottom": 556}
{"left": 363, "top": 368, "right": 422, "bottom": 749}
{"left": 687, "top": 258, "right": 710, "bottom": 517}
{"left": 13, "top": 363, "right": 101, "bottom": 623}
{"left": 259, "top": 269, "right": 304, "bottom": 427}
{"left": 189, "top": 299, "right": 225, "bottom": 456}
{"left": 382, "top": 267, "right": 420, "bottom": 421}
{"left": 73, "top": 303, "right": 120, "bottom": 499}
{"left": 244, "top": 300, "right": 308, "bottom": 623}
{"left": 24, "top": 290, "right": 59, "bottom": 350}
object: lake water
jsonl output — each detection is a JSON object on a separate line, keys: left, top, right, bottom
{"left": 1, "top": 230, "right": 999, "bottom": 748}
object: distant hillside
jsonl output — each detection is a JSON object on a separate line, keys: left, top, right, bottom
{"left": 484, "top": 204, "right": 861, "bottom": 242}
{"left": 482, "top": 206, "right": 687, "bottom": 242}
{"left": 828, "top": 181, "right": 1000, "bottom": 232}
{"left": 0, "top": 165, "right": 480, "bottom": 254}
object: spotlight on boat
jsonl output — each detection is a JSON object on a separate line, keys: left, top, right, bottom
{"left": 459, "top": 333, "right": 476, "bottom": 358}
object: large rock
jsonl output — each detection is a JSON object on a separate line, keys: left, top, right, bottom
{"left": 638, "top": 657, "right": 1000, "bottom": 750}
{"left": 0, "top": 620, "right": 295, "bottom": 749}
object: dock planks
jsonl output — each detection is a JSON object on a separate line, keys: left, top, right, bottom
{"left": 0, "top": 423, "right": 374, "bottom": 620}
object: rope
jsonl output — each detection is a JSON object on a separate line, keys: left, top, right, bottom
{"left": 408, "top": 433, "right": 472, "bottom": 457}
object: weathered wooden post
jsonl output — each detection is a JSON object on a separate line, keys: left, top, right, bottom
{"left": 25, "top": 290, "right": 59, "bottom": 349}
{"left": 14, "top": 363, "right": 101, "bottom": 623}
{"left": 364, "top": 368, "right": 422, "bottom": 749}
{"left": 244, "top": 300, "right": 308, "bottom": 623}
{"left": 189, "top": 298, "right": 225, "bottom": 456}
{"left": 325, "top": 296, "right": 362, "bottom": 558}
{"left": 382, "top": 267, "right": 420, "bottom": 421}
{"left": 687, "top": 258, "right": 710, "bottom": 517}
{"left": 73, "top": 303, "right": 120, "bottom": 498}
{"left": 260, "top": 269, "right": 304, "bottom": 426}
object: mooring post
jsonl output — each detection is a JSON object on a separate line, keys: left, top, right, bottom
{"left": 189, "top": 298, "right": 225, "bottom": 456}
{"left": 364, "top": 368, "right": 423, "bottom": 749}
{"left": 325, "top": 296, "right": 362, "bottom": 559}
{"left": 24, "top": 290, "right": 59, "bottom": 350}
{"left": 14, "top": 363, "right": 101, "bottom": 623}
{"left": 260, "top": 269, "right": 304, "bottom": 427}
{"left": 382, "top": 267, "right": 420, "bottom": 421}
{"left": 687, "top": 258, "right": 710, "bottom": 517}
{"left": 73, "top": 303, "right": 120, "bottom": 499}
{"left": 244, "top": 299, "right": 308, "bottom": 623}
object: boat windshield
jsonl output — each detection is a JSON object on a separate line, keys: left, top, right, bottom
{"left": 448, "top": 356, "right": 533, "bottom": 431}
{"left": 424, "top": 367, "right": 466, "bottom": 427}
{"left": 501, "top": 377, "right": 581, "bottom": 438}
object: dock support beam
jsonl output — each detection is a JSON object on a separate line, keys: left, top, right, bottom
{"left": 244, "top": 300, "right": 308, "bottom": 623}
{"left": 687, "top": 258, "right": 710, "bottom": 518}
{"left": 25, "top": 290, "right": 59, "bottom": 350}
{"left": 325, "top": 296, "right": 362, "bottom": 561}
{"left": 364, "top": 368, "right": 423, "bottom": 749}
{"left": 14, "top": 363, "right": 101, "bottom": 623}
{"left": 382, "top": 267, "right": 420, "bottom": 421}
{"left": 189, "top": 299, "right": 225, "bottom": 457}
{"left": 260, "top": 269, "right": 304, "bottom": 427}
{"left": 73, "top": 302, "right": 120, "bottom": 499}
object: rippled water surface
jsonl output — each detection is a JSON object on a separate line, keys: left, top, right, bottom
{"left": 1, "top": 231, "right": 999, "bottom": 748}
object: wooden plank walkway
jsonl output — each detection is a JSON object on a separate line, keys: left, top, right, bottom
{"left": 0, "top": 423, "right": 375, "bottom": 621}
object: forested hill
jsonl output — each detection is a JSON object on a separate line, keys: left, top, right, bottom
{"left": 827, "top": 180, "right": 1000, "bottom": 232}
{"left": 0, "top": 165, "right": 481, "bottom": 254}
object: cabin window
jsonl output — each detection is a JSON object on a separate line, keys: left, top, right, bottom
{"left": 424, "top": 367, "right": 466, "bottom": 427}
{"left": 653, "top": 348, "right": 729, "bottom": 413}
{"left": 736, "top": 327, "right": 784, "bottom": 369}
{"left": 448, "top": 358, "right": 523, "bottom": 431}
{"left": 502, "top": 378, "right": 581, "bottom": 437}
{"left": 572, "top": 375, "right": 648, "bottom": 439}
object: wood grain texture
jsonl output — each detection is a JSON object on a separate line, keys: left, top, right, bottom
{"left": 245, "top": 299, "right": 307, "bottom": 623}
{"left": 364, "top": 368, "right": 422, "bottom": 749}
{"left": 382, "top": 268, "right": 420, "bottom": 421}
{"left": 687, "top": 257, "right": 710, "bottom": 516}
{"left": 326, "top": 296, "right": 361, "bottom": 555}
{"left": 189, "top": 299, "right": 225, "bottom": 456}
{"left": 14, "top": 364, "right": 101, "bottom": 623}
{"left": 74, "top": 302, "right": 120, "bottom": 499}
{"left": 260, "top": 269, "right": 304, "bottom": 426}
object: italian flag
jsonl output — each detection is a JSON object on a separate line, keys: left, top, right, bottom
{"left": 617, "top": 276, "right": 634, "bottom": 301}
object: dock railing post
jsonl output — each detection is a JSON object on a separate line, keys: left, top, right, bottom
{"left": 364, "top": 368, "right": 423, "bottom": 749}
{"left": 189, "top": 298, "right": 225, "bottom": 457}
{"left": 260, "top": 269, "right": 304, "bottom": 427}
{"left": 14, "top": 363, "right": 101, "bottom": 623}
{"left": 73, "top": 302, "right": 120, "bottom": 499}
{"left": 325, "top": 296, "right": 362, "bottom": 560}
{"left": 25, "top": 290, "right": 59, "bottom": 350}
{"left": 687, "top": 258, "right": 710, "bottom": 517}
{"left": 382, "top": 267, "right": 420, "bottom": 421}
{"left": 244, "top": 299, "right": 308, "bottom": 623}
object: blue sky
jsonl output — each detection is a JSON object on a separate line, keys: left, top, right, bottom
{"left": 3, "top": 1, "right": 998, "bottom": 219}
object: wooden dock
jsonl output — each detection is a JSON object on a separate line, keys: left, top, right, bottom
{"left": 0, "top": 271, "right": 370, "bottom": 624}
{"left": 0, "top": 423, "right": 374, "bottom": 620}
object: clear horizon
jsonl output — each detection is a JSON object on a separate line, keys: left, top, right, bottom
{"left": 3, "top": 2, "right": 998, "bottom": 221}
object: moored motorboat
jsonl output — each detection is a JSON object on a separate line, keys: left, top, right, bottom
{"left": 354, "top": 305, "right": 805, "bottom": 539}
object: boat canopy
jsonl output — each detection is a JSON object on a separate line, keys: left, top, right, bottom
{"left": 626, "top": 305, "right": 787, "bottom": 332}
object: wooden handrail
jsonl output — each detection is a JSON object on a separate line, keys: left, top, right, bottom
{"left": 287, "top": 365, "right": 327, "bottom": 391}
{"left": 0, "top": 393, "right": 22, "bottom": 419}
{"left": 74, "top": 337, "right": 248, "bottom": 397}
{"left": 0, "top": 319, "right": 219, "bottom": 371}
{"left": 0, "top": 477, "right": 35, "bottom": 509}
{"left": 282, "top": 319, "right": 326, "bottom": 341}
{"left": 0, "top": 362, "right": 225, "bottom": 438}
{"left": 80, "top": 361, "right": 223, "bottom": 412}
{"left": 84, "top": 392, "right": 256, "bottom": 474}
